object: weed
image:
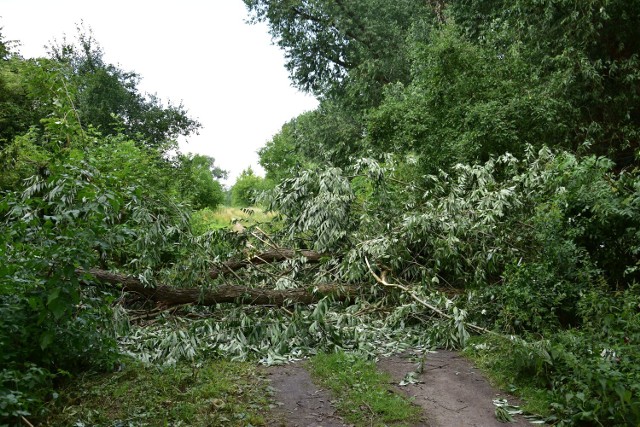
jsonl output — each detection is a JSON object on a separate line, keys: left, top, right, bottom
{"left": 464, "top": 336, "right": 553, "bottom": 418}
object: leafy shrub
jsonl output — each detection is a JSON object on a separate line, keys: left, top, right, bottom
{"left": 0, "top": 152, "right": 194, "bottom": 422}
{"left": 483, "top": 262, "right": 589, "bottom": 334}
{"left": 231, "top": 167, "right": 270, "bottom": 207}
{"left": 0, "top": 166, "right": 122, "bottom": 421}
{"left": 545, "top": 286, "right": 640, "bottom": 425}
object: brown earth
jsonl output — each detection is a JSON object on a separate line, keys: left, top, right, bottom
{"left": 264, "top": 362, "right": 349, "bottom": 427}
{"left": 377, "top": 350, "right": 530, "bottom": 427}
{"left": 265, "top": 351, "right": 532, "bottom": 427}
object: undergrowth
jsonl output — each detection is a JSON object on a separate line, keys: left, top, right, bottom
{"left": 465, "top": 285, "right": 640, "bottom": 425}
{"left": 190, "top": 206, "right": 276, "bottom": 234}
{"left": 309, "top": 352, "right": 422, "bottom": 426}
{"left": 42, "top": 358, "right": 271, "bottom": 426}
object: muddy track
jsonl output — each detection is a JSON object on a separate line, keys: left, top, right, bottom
{"left": 265, "top": 351, "right": 530, "bottom": 427}
{"left": 265, "top": 362, "right": 348, "bottom": 427}
{"left": 378, "top": 351, "right": 530, "bottom": 427}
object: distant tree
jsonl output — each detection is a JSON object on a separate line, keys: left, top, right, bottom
{"left": 231, "top": 167, "right": 268, "bottom": 207}
{"left": 175, "top": 153, "right": 226, "bottom": 210}
{"left": 0, "top": 28, "right": 9, "bottom": 59}
{"left": 258, "top": 118, "right": 303, "bottom": 183}
{"left": 0, "top": 32, "right": 40, "bottom": 150}
{"left": 258, "top": 102, "right": 366, "bottom": 184}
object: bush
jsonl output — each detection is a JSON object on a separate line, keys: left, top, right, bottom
{"left": 231, "top": 167, "right": 269, "bottom": 207}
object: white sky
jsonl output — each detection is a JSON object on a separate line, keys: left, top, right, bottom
{"left": 0, "top": 0, "right": 318, "bottom": 186}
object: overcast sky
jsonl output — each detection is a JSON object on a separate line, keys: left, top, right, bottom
{"left": 0, "top": 0, "right": 318, "bottom": 185}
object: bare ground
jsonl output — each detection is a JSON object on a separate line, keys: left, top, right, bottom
{"left": 377, "top": 350, "right": 530, "bottom": 427}
{"left": 264, "top": 362, "right": 349, "bottom": 427}
{"left": 265, "top": 351, "right": 530, "bottom": 427}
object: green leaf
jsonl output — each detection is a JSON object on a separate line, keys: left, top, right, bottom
{"left": 40, "top": 330, "right": 54, "bottom": 350}
{"left": 47, "top": 287, "right": 60, "bottom": 305}
{"left": 47, "top": 294, "right": 67, "bottom": 320}
{"left": 495, "top": 406, "right": 514, "bottom": 423}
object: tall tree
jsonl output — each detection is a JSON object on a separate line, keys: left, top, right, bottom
{"left": 0, "top": 31, "right": 39, "bottom": 149}
{"left": 449, "top": 0, "right": 640, "bottom": 165}
{"left": 175, "top": 153, "right": 226, "bottom": 210}
{"left": 48, "top": 25, "right": 200, "bottom": 150}
{"left": 244, "top": 0, "right": 431, "bottom": 108}
{"left": 231, "top": 167, "right": 268, "bottom": 207}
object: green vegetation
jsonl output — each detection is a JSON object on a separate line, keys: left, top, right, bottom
{"left": 0, "top": 27, "right": 226, "bottom": 424}
{"left": 190, "top": 205, "right": 276, "bottom": 234}
{"left": 245, "top": 1, "right": 640, "bottom": 423}
{"left": 309, "top": 352, "right": 421, "bottom": 426}
{"left": 2, "top": 1, "right": 640, "bottom": 425}
{"left": 43, "top": 359, "right": 270, "bottom": 426}
{"left": 230, "top": 167, "right": 270, "bottom": 207}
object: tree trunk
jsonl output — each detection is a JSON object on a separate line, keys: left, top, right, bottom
{"left": 84, "top": 268, "right": 358, "bottom": 306}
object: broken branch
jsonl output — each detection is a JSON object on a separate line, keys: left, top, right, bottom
{"left": 364, "top": 257, "right": 494, "bottom": 336}
{"left": 209, "top": 249, "right": 327, "bottom": 280}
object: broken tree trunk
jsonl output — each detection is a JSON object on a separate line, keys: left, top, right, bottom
{"left": 85, "top": 268, "right": 358, "bottom": 306}
{"left": 209, "top": 249, "right": 327, "bottom": 280}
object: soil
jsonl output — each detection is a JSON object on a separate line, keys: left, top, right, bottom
{"left": 265, "top": 351, "right": 530, "bottom": 427}
{"left": 377, "top": 350, "right": 530, "bottom": 427}
{"left": 264, "top": 362, "right": 349, "bottom": 427}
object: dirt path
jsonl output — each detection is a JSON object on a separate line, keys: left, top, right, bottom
{"left": 265, "top": 351, "right": 530, "bottom": 427}
{"left": 378, "top": 350, "right": 530, "bottom": 427}
{"left": 265, "top": 362, "right": 348, "bottom": 427}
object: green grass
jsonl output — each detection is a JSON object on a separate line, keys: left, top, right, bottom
{"left": 308, "top": 352, "right": 422, "bottom": 427}
{"left": 191, "top": 206, "right": 276, "bottom": 234}
{"left": 463, "top": 335, "right": 552, "bottom": 418}
{"left": 43, "top": 358, "right": 271, "bottom": 426}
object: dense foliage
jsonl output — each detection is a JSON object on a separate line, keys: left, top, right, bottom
{"left": 0, "top": 28, "right": 225, "bottom": 423}
{"left": 250, "top": 1, "right": 640, "bottom": 424}
{"left": 230, "top": 166, "right": 269, "bottom": 207}
{"left": 2, "top": 0, "right": 640, "bottom": 424}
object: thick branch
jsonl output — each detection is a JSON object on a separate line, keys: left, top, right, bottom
{"left": 209, "top": 249, "right": 327, "bottom": 280}
{"left": 84, "top": 268, "right": 357, "bottom": 306}
{"left": 364, "top": 258, "right": 496, "bottom": 336}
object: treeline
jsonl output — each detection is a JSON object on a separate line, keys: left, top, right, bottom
{"left": 248, "top": 0, "right": 640, "bottom": 424}
{"left": 0, "top": 27, "right": 230, "bottom": 421}
{"left": 254, "top": 0, "right": 639, "bottom": 177}
{"left": 0, "top": 26, "right": 226, "bottom": 208}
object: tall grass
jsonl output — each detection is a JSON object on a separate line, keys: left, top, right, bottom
{"left": 191, "top": 206, "right": 276, "bottom": 234}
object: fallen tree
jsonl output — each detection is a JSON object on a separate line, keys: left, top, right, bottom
{"left": 85, "top": 268, "right": 359, "bottom": 306}
{"left": 208, "top": 249, "right": 327, "bottom": 279}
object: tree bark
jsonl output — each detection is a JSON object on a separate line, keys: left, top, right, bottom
{"left": 84, "top": 268, "right": 358, "bottom": 306}
{"left": 209, "top": 249, "right": 327, "bottom": 280}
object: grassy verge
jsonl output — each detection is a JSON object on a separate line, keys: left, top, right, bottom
{"left": 308, "top": 352, "right": 422, "bottom": 426}
{"left": 191, "top": 206, "right": 276, "bottom": 233}
{"left": 43, "top": 358, "right": 271, "bottom": 426}
{"left": 463, "top": 335, "right": 552, "bottom": 418}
